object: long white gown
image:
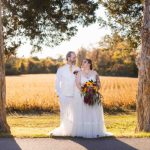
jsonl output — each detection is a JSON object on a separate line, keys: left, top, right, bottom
{"left": 50, "top": 73, "right": 113, "bottom": 138}
{"left": 71, "top": 73, "right": 113, "bottom": 138}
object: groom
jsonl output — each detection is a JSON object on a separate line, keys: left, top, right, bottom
{"left": 55, "top": 51, "right": 80, "bottom": 124}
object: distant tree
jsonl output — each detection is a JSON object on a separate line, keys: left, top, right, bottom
{"left": 97, "top": 33, "right": 138, "bottom": 76}
{"left": 77, "top": 47, "right": 87, "bottom": 67}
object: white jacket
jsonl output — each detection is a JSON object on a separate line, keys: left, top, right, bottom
{"left": 55, "top": 64, "right": 80, "bottom": 97}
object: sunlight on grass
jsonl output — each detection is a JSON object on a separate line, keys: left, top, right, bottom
{"left": 6, "top": 113, "right": 59, "bottom": 138}
{"left": 4, "top": 113, "right": 150, "bottom": 138}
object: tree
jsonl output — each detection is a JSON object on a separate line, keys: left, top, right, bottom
{"left": 77, "top": 47, "right": 87, "bottom": 67}
{"left": 99, "top": 0, "right": 143, "bottom": 48}
{"left": 0, "top": 0, "right": 9, "bottom": 132}
{"left": 98, "top": 33, "right": 138, "bottom": 76}
{"left": 2, "top": 0, "right": 98, "bottom": 55}
{"left": 136, "top": 0, "right": 150, "bottom": 132}
{"left": 0, "top": 0, "right": 98, "bottom": 131}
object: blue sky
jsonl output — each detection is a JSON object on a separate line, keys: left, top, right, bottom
{"left": 16, "top": 6, "right": 111, "bottom": 59}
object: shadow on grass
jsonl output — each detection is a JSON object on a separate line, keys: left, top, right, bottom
{"left": 51, "top": 136, "right": 138, "bottom": 150}
{"left": 0, "top": 127, "right": 21, "bottom": 150}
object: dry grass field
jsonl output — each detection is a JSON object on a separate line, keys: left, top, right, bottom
{"left": 6, "top": 74, "right": 138, "bottom": 113}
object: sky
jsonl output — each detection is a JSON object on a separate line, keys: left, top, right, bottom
{"left": 16, "top": 6, "right": 111, "bottom": 59}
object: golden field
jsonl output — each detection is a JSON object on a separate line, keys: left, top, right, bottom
{"left": 6, "top": 74, "right": 138, "bottom": 113}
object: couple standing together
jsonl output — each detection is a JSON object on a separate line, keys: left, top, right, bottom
{"left": 50, "top": 51, "right": 112, "bottom": 138}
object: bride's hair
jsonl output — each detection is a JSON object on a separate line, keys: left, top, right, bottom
{"left": 85, "top": 58, "right": 93, "bottom": 70}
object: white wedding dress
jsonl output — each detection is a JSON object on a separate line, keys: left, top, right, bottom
{"left": 71, "top": 73, "right": 113, "bottom": 138}
{"left": 50, "top": 73, "right": 113, "bottom": 138}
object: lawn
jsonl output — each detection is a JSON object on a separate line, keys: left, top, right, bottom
{"left": 1, "top": 113, "right": 150, "bottom": 138}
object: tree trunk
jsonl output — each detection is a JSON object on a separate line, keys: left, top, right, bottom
{"left": 136, "top": 0, "right": 150, "bottom": 132}
{"left": 0, "top": 0, "right": 9, "bottom": 132}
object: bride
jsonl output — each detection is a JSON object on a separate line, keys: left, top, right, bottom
{"left": 71, "top": 58, "right": 113, "bottom": 138}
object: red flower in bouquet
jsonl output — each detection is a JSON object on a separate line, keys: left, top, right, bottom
{"left": 81, "top": 80, "right": 103, "bottom": 106}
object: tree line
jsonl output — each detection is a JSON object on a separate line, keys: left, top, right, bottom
{"left": 77, "top": 33, "right": 138, "bottom": 77}
{"left": 77, "top": 48, "right": 138, "bottom": 77}
{"left": 5, "top": 33, "right": 138, "bottom": 77}
{"left": 5, "top": 56, "right": 64, "bottom": 75}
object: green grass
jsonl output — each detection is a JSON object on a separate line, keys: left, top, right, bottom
{"left": 105, "top": 113, "right": 150, "bottom": 137}
{"left": 0, "top": 112, "right": 150, "bottom": 138}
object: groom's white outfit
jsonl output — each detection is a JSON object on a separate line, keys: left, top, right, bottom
{"left": 56, "top": 64, "right": 79, "bottom": 97}
{"left": 55, "top": 64, "right": 80, "bottom": 134}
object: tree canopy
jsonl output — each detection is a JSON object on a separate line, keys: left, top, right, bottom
{"left": 99, "top": 0, "right": 143, "bottom": 48}
{"left": 2, "top": 0, "right": 98, "bottom": 55}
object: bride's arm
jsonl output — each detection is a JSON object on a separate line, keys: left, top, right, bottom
{"left": 94, "top": 71, "right": 101, "bottom": 89}
{"left": 75, "top": 72, "right": 81, "bottom": 91}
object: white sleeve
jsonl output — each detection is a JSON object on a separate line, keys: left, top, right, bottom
{"left": 75, "top": 66, "right": 80, "bottom": 72}
{"left": 55, "top": 68, "right": 62, "bottom": 96}
{"left": 77, "top": 67, "right": 81, "bottom": 71}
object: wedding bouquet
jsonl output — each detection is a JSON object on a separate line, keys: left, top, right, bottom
{"left": 81, "top": 80, "right": 103, "bottom": 106}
